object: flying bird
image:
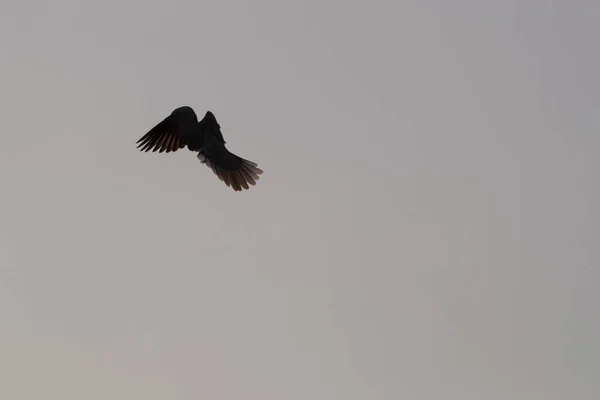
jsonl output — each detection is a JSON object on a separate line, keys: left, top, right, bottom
{"left": 136, "top": 106, "right": 263, "bottom": 191}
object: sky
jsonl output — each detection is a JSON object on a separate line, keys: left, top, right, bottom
{"left": 0, "top": 0, "right": 598, "bottom": 399}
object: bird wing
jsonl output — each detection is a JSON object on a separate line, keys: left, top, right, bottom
{"left": 136, "top": 106, "right": 199, "bottom": 153}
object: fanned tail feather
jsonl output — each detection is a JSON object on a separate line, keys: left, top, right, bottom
{"left": 200, "top": 149, "right": 263, "bottom": 192}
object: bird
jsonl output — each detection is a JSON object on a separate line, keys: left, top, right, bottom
{"left": 136, "top": 106, "right": 263, "bottom": 191}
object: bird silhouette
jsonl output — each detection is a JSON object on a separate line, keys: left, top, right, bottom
{"left": 136, "top": 106, "right": 263, "bottom": 191}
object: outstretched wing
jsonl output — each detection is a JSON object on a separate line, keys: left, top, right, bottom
{"left": 136, "top": 106, "right": 199, "bottom": 153}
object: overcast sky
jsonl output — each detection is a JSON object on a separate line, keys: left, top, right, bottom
{"left": 0, "top": 1, "right": 598, "bottom": 399}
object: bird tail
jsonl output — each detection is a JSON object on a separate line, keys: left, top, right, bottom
{"left": 198, "top": 145, "right": 263, "bottom": 191}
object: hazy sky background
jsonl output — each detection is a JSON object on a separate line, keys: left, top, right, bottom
{"left": 0, "top": 0, "right": 598, "bottom": 399}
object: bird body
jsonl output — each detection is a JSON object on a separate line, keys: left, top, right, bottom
{"left": 136, "top": 106, "right": 263, "bottom": 191}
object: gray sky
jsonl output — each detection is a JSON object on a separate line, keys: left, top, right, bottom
{"left": 1, "top": 0, "right": 598, "bottom": 399}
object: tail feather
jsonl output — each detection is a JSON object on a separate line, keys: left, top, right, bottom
{"left": 199, "top": 145, "right": 263, "bottom": 191}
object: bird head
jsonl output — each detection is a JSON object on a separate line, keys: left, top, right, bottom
{"left": 203, "top": 111, "right": 220, "bottom": 128}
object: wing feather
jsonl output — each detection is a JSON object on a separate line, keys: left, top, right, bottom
{"left": 136, "top": 106, "right": 199, "bottom": 153}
